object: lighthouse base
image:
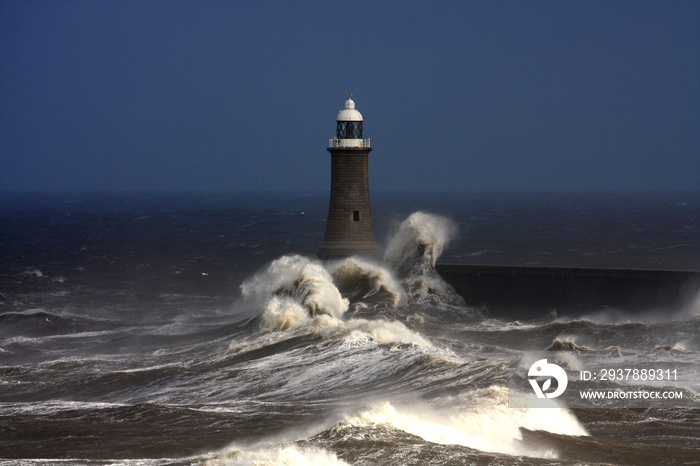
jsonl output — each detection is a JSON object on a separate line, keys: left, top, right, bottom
{"left": 317, "top": 241, "right": 382, "bottom": 260}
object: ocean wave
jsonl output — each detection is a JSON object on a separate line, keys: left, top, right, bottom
{"left": 339, "top": 386, "right": 587, "bottom": 459}
{"left": 330, "top": 318, "right": 433, "bottom": 347}
{"left": 239, "top": 255, "right": 349, "bottom": 331}
{"left": 3, "top": 194, "right": 700, "bottom": 463}
{"left": 453, "top": 318, "right": 684, "bottom": 352}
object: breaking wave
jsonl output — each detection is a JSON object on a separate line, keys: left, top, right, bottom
{"left": 239, "top": 255, "right": 349, "bottom": 331}
{"left": 236, "top": 210, "right": 466, "bottom": 344}
{"left": 236, "top": 253, "right": 433, "bottom": 347}
{"left": 341, "top": 387, "right": 588, "bottom": 458}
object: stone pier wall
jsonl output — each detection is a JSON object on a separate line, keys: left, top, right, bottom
{"left": 435, "top": 263, "right": 700, "bottom": 319}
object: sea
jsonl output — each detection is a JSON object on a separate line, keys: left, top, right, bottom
{"left": 1, "top": 191, "right": 699, "bottom": 465}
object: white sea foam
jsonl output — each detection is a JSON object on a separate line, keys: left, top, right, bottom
{"left": 339, "top": 318, "right": 433, "bottom": 347}
{"left": 342, "top": 386, "right": 587, "bottom": 459}
{"left": 21, "top": 268, "right": 44, "bottom": 278}
{"left": 263, "top": 308, "right": 432, "bottom": 347}
{"left": 0, "top": 401, "right": 129, "bottom": 416}
{"left": 208, "top": 445, "right": 349, "bottom": 466}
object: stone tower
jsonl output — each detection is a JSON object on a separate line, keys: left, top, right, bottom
{"left": 318, "top": 95, "right": 381, "bottom": 259}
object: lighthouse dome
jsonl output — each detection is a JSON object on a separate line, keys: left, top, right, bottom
{"left": 336, "top": 97, "right": 363, "bottom": 122}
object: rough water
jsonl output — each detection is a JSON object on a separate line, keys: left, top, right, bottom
{"left": 1, "top": 192, "right": 699, "bottom": 465}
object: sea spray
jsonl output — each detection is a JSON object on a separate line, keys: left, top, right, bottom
{"left": 684, "top": 287, "right": 700, "bottom": 319}
{"left": 384, "top": 211, "right": 456, "bottom": 273}
{"left": 383, "top": 212, "right": 466, "bottom": 307}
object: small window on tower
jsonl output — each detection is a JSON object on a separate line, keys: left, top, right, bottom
{"left": 353, "top": 211, "right": 360, "bottom": 221}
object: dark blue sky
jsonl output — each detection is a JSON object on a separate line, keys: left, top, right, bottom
{"left": 1, "top": 0, "right": 699, "bottom": 192}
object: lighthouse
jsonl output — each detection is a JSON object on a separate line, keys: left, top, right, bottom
{"left": 318, "top": 95, "right": 381, "bottom": 259}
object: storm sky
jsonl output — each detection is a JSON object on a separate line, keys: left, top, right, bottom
{"left": 1, "top": 0, "right": 698, "bottom": 192}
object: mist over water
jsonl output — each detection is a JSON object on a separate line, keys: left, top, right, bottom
{"left": 1, "top": 192, "right": 699, "bottom": 464}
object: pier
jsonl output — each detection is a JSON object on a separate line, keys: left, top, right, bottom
{"left": 435, "top": 263, "right": 700, "bottom": 319}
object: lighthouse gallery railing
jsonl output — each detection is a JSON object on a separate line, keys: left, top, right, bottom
{"left": 328, "top": 138, "right": 371, "bottom": 148}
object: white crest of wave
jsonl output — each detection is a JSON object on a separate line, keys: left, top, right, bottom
{"left": 343, "top": 386, "right": 587, "bottom": 459}
{"left": 208, "top": 444, "right": 349, "bottom": 466}
{"left": 384, "top": 211, "right": 456, "bottom": 271}
{"left": 334, "top": 318, "right": 433, "bottom": 347}
{"left": 239, "top": 255, "right": 349, "bottom": 331}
